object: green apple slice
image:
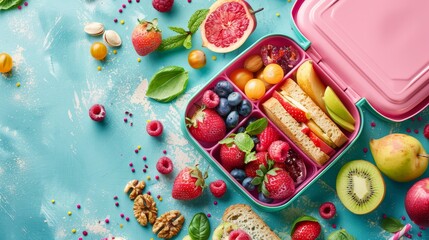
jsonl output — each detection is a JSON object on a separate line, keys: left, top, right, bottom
{"left": 326, "top": 105, "right": 355, "bottom": 132}
{"left": 323, "top": 86, "right": 355, "bottom": 124}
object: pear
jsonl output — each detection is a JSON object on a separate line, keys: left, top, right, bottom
{"left": 370, "top": 134, "right": 428, "bottom": 182}
{"left": 296, "top": 60, "right": 327, "bottom": 112}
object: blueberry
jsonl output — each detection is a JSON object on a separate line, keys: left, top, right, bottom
{"left": 226, "top": 111, "right": 239, "bottom": 129}
{"left": 242, "top": 177, "right": 256, "bottom": 191}
{"left": 237, "top": 126, "right": 246, "bottom": 133}
{"left": 230, "top": 169, "right": 246, "bottom": 183}
{"left": 238, "top": 99, "right": 252, "bottom": 117}
{"left": 227, "top": 92, "right": 242, "bottom": 106}
{"left": 216, "top": 98, "right": 231, "bottom": 117}
{"left": 251, "top": 136, "right": 259, "bottom": 145}
{"left": 214, "top": 80, "right": 234, "bottom": 98}
{"left": 258, "top": 192, "right": 273, "bottom": 203}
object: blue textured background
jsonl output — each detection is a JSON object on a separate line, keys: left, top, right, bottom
{"left": 0, "top": 0, "right": 428, "bottom": 239}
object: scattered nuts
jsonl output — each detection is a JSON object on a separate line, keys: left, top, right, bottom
{"left": 84, "top": 22, "right": 105, "bottom": 36}
{"left": 124, "top": 179, "right": 146, "bottom": 200}
{"left": 133, "top": 194, "right": 158, "bottom": 226}
{"left": 152, "top": 210, "right": 185, "bottom": 239}
{"left": 103, "top": 30, "right": 122, "bottom": 47}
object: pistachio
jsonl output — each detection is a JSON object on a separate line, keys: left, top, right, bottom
{"left": 84, "top": 22, "right": 105, "bottom": 36}
{"left": 103, "top": 30, "right": 122, "bottom": 47}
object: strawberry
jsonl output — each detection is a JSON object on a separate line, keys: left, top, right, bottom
{"left": 172, "top": 165, "right": 207, "bottom": 200}
{"left": 302, "top": 127, "right": 335, "bottom": 155}
{"left": 187, "top": 107, "right": 226, "bottom": 143}
{"left": 219, "top": 143, "right": 245, "bottom": 172}
{"left": 256, "top": 125, "right": 280, "bottom": 152}
{"left": 262, "top": 168, "right": 295, "bottom": 199}
{"left": 273, "top": 91, "right": 309, "bottom": 122}
{"left": 131, "top": 19, "right": 162, "bottom": 56}
{"left": 291, "top": 217, "right": 321, "bottom": 240}
{"left": 245, "top": 152, "right": 268, "bottom": 177}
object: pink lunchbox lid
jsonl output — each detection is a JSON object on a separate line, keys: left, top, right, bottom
{"left": 292, "top": 0, "right": 429, "bottom": 121}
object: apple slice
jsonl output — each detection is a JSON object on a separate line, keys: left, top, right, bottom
{"left": 296, "top": 60, "right": 327, "bottom": 112}
{"left": 307, "top": 120, "right": 337, "bottom": 148}
{"left": 301, "top": 126, "right": 335, "bottom": 155}
{"left": 272, "top": 91, "right": 310, "bottom": 122}
{"left": 323, "top": 86, "right": 355, "bottom": 124}
{"left": 326, "top": 106, "right": 355, "bottom": 132}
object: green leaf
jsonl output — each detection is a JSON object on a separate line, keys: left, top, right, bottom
{"left": 234, "top": 133, "right": 254, "bottom": 153}
{"left": 188, "top": 9, "right": 209, "bottom": 33}
{"left": 157, "top": 34, "right": 188, "bottom": 51}
{"left": 183, "top": 34, "right": 192, "bottom": 49}
{"left": 244, "top": 151, "right": 256, "bottom": 164}
{"left": 291, "top": 216, "right": 318, "bottom": 235}
{"left": 245, "top": 118, "right": 268, "bottom": 135}
{"left": 0, "top": 0, "right": 23, "bottom": 10}
{"left": 188, "top": 212, "right": 210, "bottom": 240}
{"left": 169, "top": 26, "right": 188, "bottom": 34}
{"left": 328, "top": 229, "right": 355, "bottom": 240}
{"left": 146, "top": 66, "right": 189, "bottom": 102}
{"left": 251, "top": 177, "right": 262, "bottom": 186}
{"left": 219, "top": 138, "right": 234, "bottom": 145}
{"left": 381, "top": 217, "right": 404, "bottom": 233}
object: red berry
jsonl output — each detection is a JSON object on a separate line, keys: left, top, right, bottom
{"left": 152, "top": 0, "right": 174, "bottom": 12}
{"left": 229, "top": 229, "right": 251, "bottom": 240}
{"left": 245, "top": 152, "right": 268, "bottom": 177}
{"left": 187, "top": 108, "right": 226, "bottom": 143}
{"left": 209, "top": 180, "right": 227, "bottom": 198}
{"left": 202, "top": 90, "right": 220, "bottom": 108}
{"left": 291, "top": 220, "right": 321, "bottom": 240}
{"left": 89, "top": 104, "right": 106, "bottom": 122}
{"left": 219, "top": 144, "right": 245, "bottom": 172}
{"left": 156, "top": 156, "right": 173, "bottom": 174}
{"left": 268, "top": 140, "right": 290, "bottom": 162}
{"left": 172, "top": 166, "right": 206, "bottom": 200}
{"left": 424, "top": 124, "right": 429, "bottom": 139}
{"left": 319, "top": 202, "right": 336, "bottom": 219}
{"left": 256, "top": 125, "right": 280, "bottom": 152}
{"left": 146, "top": 120, "right": 163, "bottom": 137}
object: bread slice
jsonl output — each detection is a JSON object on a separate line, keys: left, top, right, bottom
{"left": 280, "top": 79, "right": 348, "bottom": 147}
{"left": 262, "top": 97, "right": 329, "bottom": 165}
{"left": 221, "top": 204, "right": 281, "bottom": 240}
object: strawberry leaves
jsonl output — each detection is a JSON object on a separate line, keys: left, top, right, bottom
{"left": 157, "top": 9, "right": 209, "bottom": 51}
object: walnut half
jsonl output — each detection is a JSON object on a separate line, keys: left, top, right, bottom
{"left": 152, "top": 210, "right": 185, "bottom": 239}
{"left": 133, "top": 194, "right": 158, "bottom": 226}
{"left": 124, "top": 179, "right": 145, "bottom": 200}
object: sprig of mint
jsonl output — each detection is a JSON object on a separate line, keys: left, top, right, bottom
{"left": 0, "top": 0, "right": 23, "bottom": 10}
{"left": 380, "top": 216, "right": 404, "bottom": 233}
{"left": 219, "top": 118, "right": 268, "bottom": 162}
{"left": 146, "top": 66, "right": 189, "bottom": 102}
{"left": 157, "top": 9, "right": 209, "bottom": 51}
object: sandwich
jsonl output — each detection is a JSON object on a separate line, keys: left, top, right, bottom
{"left": 212, "top": 204, "right": 281, "bottom": 240}
{"left": 262, "top": 78, "right": 348, "bottom": 166}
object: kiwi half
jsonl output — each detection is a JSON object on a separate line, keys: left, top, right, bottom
{"left": 336, "top": 160, "right": 385, "bottom": 215}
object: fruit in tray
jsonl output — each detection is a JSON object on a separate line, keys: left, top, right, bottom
{"left": 187, "top": 107, "right": 226, "bottom": 143}
{"left": 201, "top": 0, "right": 260, "bottom": 53}
{"left": 369, "top": 133, "right": 428, "bottom": 182}
{"left": 218, "top": 117, "right": 307, "bottom": 203}
{"left": 262, "top": 78, "right": 347, "bottom": 165}
{"left": 336, "top": 160, "right": 385, "bottom": 215}
{"left": 261, "top": 44, "right": 300, "bottom": 74}
{"left": 323, "top": 86, "right": 355, "bottom": 132}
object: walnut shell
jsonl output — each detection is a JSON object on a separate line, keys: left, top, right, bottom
{"left": 133, "top": 194, "right": 158, "bottom": 226}
{"left": 152, "top": 210, "right": 185, "bottom": 239}
{"left": 124, "top": 179, "right": 145, "bottom": 200}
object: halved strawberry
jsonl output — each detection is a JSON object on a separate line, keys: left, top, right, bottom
{"left": 302, "top": 127, "right": 335, "bottom": 156}
{"left": 272, "top": 91, "right": 309, "bottom": 123}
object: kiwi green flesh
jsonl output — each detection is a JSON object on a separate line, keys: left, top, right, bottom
{"left": 336, "top": 160, "right": 385, "bottom": 215}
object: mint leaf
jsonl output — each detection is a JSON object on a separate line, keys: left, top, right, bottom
{"left": 183, "top": 34, "right": 192, "bottom": 49}
{"left": 169, "top": 26, "right": 187, "bottom": 34}
{"left": 0, "top": 0, "right": 23, "bottom": 10}
{"left": 219, "top": 137, "right": 234, "bottom": 145}
{"left": 328, "top": 229, "right": 355, "bottom": 240}
{"left": 244, "top": 151, "right": 256, "bottom": 164}
{"left": 157, "top": 34, "right": 188, "bottom": 51}
{"left": 381, "top": 217, "right": 404, "bottom": 233}
{"left": 188, "top": 9, "right": 209, "bottom": 33}
{"left": 291, "top": 216, "right": 318, "bottom": 235}
{"left": 146, "top": 66, "right": 189, "bottom": 102}
{"left": 245, "top": 118, "right": 268, "bottom": 135}
{"left": 234, "top": 133, "right": 254, "bottom": 153}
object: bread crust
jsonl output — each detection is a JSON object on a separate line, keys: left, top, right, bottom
{"left": 222, "top": 204, "right": 281, "bottom": 240}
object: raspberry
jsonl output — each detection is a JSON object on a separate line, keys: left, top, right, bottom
{"left": 424, "top": 124, "right": 429, "bottom": 139}
{"left": 146, "top": 120, "right": 163, "bottom": 137}
{"left": 268, "top": 140, "right": 290, "bottom": 162}
{"left": 89, "top": 104, "right": 106, "bottom": 122}
{"left": 152, "top": 0, "right": 174, "bottom": 12}
{"left": 209, "top": 180, "right": 227, "bottom": 198}
{"left": 202, "top": 90, "right": 220, "bottom": 108}
{"left": 156, "top": 156, "right": 173, "bottom": 174}
{"left": 319, "top": 202, "right": 336, "bottom": 219}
